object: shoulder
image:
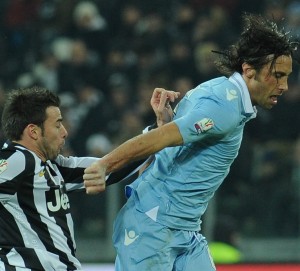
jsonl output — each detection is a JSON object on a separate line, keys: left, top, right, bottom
{"left": 0, "top": 147, "right": 36, "bottom": 181}
{"left": 186, "top": 77, "right": 240, "bottom": 107}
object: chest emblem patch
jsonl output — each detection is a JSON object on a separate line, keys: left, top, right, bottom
{"left": 226, "top": 88, "right": 238, "bottom": 101}
{"left": 39, "top": 170, "right": 45, "bottom": 177}
{"left": 194, "top": 118, "right": 214, "bottom": 134}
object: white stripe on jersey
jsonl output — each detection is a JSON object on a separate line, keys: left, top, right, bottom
{"left": 0, "top": 141, "right": 94, "bottom": 270}
{"left": 6, "top": 248, "right": 26, "bottom": 267}
{"left": 1, "top": 141, "right": 144, "bottom": 270}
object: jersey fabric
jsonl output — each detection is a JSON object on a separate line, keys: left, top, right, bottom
{"left": 113, "top": 192, "right": 216, "bottom": 271}
{"left": 0, "top": 141, "right": 97, "bottom": 271}
{"left": 113, "top": 72, "right": 257, "bottom": 270}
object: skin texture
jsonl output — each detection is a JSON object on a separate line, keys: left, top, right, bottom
{"left": 15, "top": 106, "right": 68, "bottom": 162}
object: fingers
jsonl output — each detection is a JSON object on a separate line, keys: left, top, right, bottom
{"left": 166, "top": 90, "right": 180, "bottom": 102}
{"left": 150, "top": 88, "right": 180, "bottom": 127}
{"left": 84, "top": 162, "right": 106, "bottom": 194}
{"left": 158, "top": 90, "right": 169, "bottom": 111}
{"left": 85, "top": 184, "right": 106, "bottom": 194}
{"left": 152, "top": 88, "right": 180, "bottom": 104}
{"left": 84, "top": 177, "right": 106, "bottom": 194}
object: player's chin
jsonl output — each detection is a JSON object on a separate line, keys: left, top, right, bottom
{"left": 262, "top": 102, "right": 275, "bottom": 110}
{"left": 50, "top": 148, "right": 62, "bottom": 160}
{"left": 265, "top": 104, "right": 274, "bottom": 110}
{"left": 58, "top": 144, "right": 65, "bottom": 154}
{"left": 49, "top": 153, "right": 59, "bottom": 161}
{"left": 57, "top": 148, "right": 63, "bottom": 157}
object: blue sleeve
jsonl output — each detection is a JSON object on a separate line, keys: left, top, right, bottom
{"left": 173, "top": 97, "right": 238, "bottom": 144}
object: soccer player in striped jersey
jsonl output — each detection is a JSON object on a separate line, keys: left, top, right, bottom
{"left": 0, "top": 86, "right": 179, "bottom": 270}
{"left": 83, "top": 14, "right": 299, "bottom": 271}
{"left": 0, "top": 87, "right": 100, "bottom": 270}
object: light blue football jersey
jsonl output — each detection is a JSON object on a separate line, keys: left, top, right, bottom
{"left": 127, "top": 72, "right": 257, "bottom": 231}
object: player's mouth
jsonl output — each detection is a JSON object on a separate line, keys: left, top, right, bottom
{"left": 270, "top": 95, "right": 278, "bottom": 104}
{"left": 270, "top": 94, "right": 280, "bottom": 105}
{"left": 59, "top": 141, "right": 65, "bottom": 152}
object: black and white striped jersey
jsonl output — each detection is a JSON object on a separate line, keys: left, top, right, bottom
{"left": 0, "top": 141, "right": 99, "bottom": 271}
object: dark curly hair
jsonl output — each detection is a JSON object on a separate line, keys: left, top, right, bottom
{"left": 2, "top": 86, "right": 60, "bottom": 141}
{"left": 214, "top": 13, "right": 299, "bottom": 76}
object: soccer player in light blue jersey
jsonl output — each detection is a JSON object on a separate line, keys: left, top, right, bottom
{"left": 84, "top": 13, "right": 299, "bottom": 271}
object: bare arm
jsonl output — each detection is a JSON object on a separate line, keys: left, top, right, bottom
{"left": 83, "top": 88, "right": 182, "bottom": 194}
{"left": 104, "top": 122, "right": 182, "bottom": 173}
{"left": 83, "top": 122, "right": 183, "bottom": 194}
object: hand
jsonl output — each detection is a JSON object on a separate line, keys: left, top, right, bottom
{"left": 150, "top": 88, "right": 180, "bottom": 127}
{"left": 83, "top": 161, "right": 106, "bottom": 194}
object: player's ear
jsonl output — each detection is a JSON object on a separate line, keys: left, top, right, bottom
{"left": 26, "top": 124, "right": 40, "bottom": 140}
{"left": 242, "top": 63, "right": 255, "bottom": 79}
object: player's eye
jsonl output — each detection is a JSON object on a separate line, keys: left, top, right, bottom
{"left": 274, "top": 73, "right": 284, "bottom": 79}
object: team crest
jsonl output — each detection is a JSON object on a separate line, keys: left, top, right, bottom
{"left": 0, "top": 159, "right": 8, "bottom": 174}
{"left": 194, "top": 118, "right": 214, "bottom": 134}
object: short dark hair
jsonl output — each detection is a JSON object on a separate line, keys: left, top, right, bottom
{"left": 214, "top": 13, "right": 299, "bottom": 76}
{"left": 2, "top": 86, "right": 60, "bottom": 141}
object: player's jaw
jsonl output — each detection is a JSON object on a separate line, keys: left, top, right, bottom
{"left": 261, "top": 91, "right": 283, "bottom": 109}
{"left": 41, "top": 137, "right": 65, "bottom": 161}
{"left": 268, "top": 89, "right": 284, "bottom": 107}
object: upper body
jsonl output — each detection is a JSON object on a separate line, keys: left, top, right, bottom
{"left": 83, "top": 14, "right": 298, "bottom": 229}
{"left": 0, "top": 87, "right": 100, "bottom": 270}
{"left": 125, "top": 72, "right": 256, "bottom": 231}
{"left": 0, "top": 141, "right": 96, "bottom": 270}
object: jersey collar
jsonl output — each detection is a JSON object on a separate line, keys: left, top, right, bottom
{"left": 229, "top": 72, "right": 257, "bottom": 118}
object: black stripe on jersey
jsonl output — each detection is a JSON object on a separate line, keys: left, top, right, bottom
{"left": 56, "top": 165, "right": 85, "bottom": 185}
{"left": 106, "top": 158, "right": 147, "bottom": 186}
{"left": 0, "top": 149, "right": 27, "bottom": 248}
{"left": 0, "top": 248, "right": 16, "bottom": 271}
{"left": 15, "top": 247, "right": 45, "bottom": 270}
{"left": 0, "top": 247, "right": 44, "bottom": 271}
{"left": 45, "top": 164, "right": 77, "bottom": 257}
{"left": 0, "top": 203, "right": 26, "bottom": 247}
{"left": 55, "top": 215, "right": 76, "bottom": 256}
{"left": 17, "top": 150, "right": 77, "bottom": 270}
{"left": 2, "top": 263, "right": 17, "bottom": 271}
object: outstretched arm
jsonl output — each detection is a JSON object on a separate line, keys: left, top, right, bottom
{"left": 84, "top": 122, "right": 182, "bottom": 194}
{"left": 83, "top": 88, "right": 182, "bottom": 194}
{"left": 106, "top": 88, "right": 180, "bottom": 184}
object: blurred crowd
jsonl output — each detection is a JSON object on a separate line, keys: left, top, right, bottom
{"left": 0, "top": 0, "right": 300, "bottom": 240}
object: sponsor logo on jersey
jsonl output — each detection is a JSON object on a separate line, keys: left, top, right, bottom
{"left": 46, "top": 187, "right": 70, "bottom": 215}
{"left": 0, "top": 159, "right": 8, "bottom": 174}
{"left": 226, "top": 88, "right": 238, "bottom": 101}
{"left": 39, "top": 170, "right": 45, "bottom": 177}
{"left": 124, "top": 229, "right": 139, "bottom": 246}
{"left": 194, "top": 118, "right": 214, "bottom": 134}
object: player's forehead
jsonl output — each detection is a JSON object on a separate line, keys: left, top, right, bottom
{"left": 264, "top": 54, "right": 293, "bottom": 75}
{"left": 45, "top": 106, "right": 62, "bottom": 122}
